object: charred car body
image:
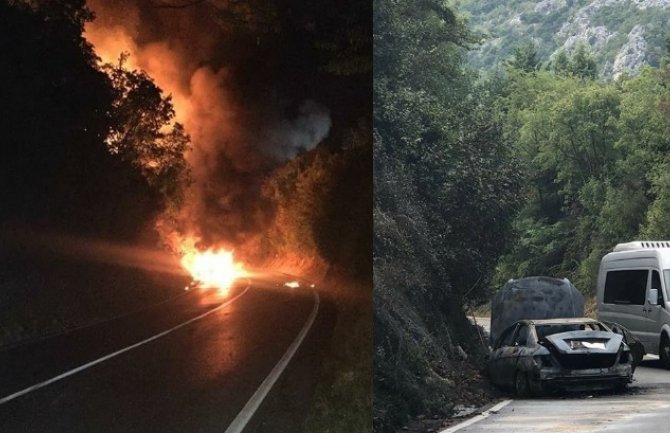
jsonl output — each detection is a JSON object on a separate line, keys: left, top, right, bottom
{"left": 488, "top": 318, "right": 633, "bottom": 396}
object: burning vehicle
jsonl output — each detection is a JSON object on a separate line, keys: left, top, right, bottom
{"left": 488, "top": 318, "right": 633, "bottom": 396}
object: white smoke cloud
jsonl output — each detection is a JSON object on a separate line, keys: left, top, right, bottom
{"left": 264, "top": 100, "right": 332, "bottom": 160}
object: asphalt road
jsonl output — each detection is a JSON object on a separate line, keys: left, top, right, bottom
{"left": 453, "top": 318, "right": 670, "bottom": 433}
{"left": 0, "top": 274, "right": 329, "bottom": 433}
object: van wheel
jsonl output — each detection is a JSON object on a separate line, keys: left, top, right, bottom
{"left": 660, "top": 335, "right": 670, "bottom": 370}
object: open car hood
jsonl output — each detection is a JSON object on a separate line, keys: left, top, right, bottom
{"left": 545, "top": 330, "right": 623, "bottom": 355}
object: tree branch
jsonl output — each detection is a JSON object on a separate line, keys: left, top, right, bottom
{"left": 152, "top": 0, "right": 207, "bottom": 9}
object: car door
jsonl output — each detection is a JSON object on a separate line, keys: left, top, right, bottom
{"left": 489, "top": 325, "right": 517, "bottom": 387}
{"left": 497, "top": 324, "right": 529, "bottom": 386}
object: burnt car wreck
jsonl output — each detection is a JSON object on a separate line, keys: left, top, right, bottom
{"left": 488, "top": 318, "right": 633, "bottom": 396}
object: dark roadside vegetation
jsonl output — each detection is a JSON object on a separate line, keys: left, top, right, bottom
{"left": 0, "top": 0, "right": 190, "bottom": 347}
{"left": 0, "top": 1, "right": 371, "bottom": 431}
{"left": 374, "top": 1, "right": 670, "bottom": 432}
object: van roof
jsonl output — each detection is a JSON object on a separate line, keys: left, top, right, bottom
{"left": 614, "top": 241, "right": 670, "bottom": 251}
{"left": 604, "top": 242, "right": 670, "bottom": 270}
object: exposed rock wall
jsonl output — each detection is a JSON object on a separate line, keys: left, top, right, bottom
{"left": 612, "top": 25, "right": 648, "bottom": 78}
{"left": 464, "top": 0, "right": 670, "bottom": 78}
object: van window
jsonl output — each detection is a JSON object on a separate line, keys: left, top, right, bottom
{"left": 604, "top": 270, "right": 648, "bottom": 305}
{"left": 664, "top": 270, "right": 670, "bottom": 301}
{"left": 652, "top": 270, "right": 664, "bottom": 306}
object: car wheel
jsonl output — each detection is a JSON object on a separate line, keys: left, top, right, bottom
{"left": 514, "top": 371, "right": 531, "bottom": 397}
{"left": 529, "top": 378, "right": 546, "bottom": 397}
{"left": 660, "top": 335, "right": 670, "bottom": 370}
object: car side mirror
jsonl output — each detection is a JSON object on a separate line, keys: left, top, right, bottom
{"left": 648, "top": 288, "right": 658, "bottom": 306}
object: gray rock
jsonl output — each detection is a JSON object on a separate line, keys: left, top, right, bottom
{"left": 535, "top": 0, "right": 567, "bottom": 15}
{"left": 632, "top": 0, "right": 670, "bottom": 9}
{"left": 612, "top": 25, "right": 648, "bottom": 79}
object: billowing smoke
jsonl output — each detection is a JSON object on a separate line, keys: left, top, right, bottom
{"left": 264, "top": 100, "right": 332, "bottom": 160}
{"left": 84, "top": 0, "right": 331, "bottom": 257}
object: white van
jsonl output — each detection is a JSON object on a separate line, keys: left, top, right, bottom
{"left": 597, "top": 241, "right": 670, "bottom": 368}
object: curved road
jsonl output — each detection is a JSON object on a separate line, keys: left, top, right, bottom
{"left": 0, "top": 275, "right": 329, "bottom": 433}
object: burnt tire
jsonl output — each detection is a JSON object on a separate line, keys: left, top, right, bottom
{"left": 660, "top": 335, "right": 670, "bottom": 370}
{"left": 514, "top": 371, "right": 531, "bottom": 397}
{"left": 529, "top": 378, "right": 546, "bottom": 397}
{"left": 614, "top": 382, "right": 628, "bottom": 393}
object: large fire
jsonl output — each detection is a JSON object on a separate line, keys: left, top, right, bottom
{"left": 180, "top": 245, "right": 247, "bottom": 295}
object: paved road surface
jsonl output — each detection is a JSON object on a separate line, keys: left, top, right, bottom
{"left": 0, "top": 274, "right": 330, "bottom": 433}
{"left": 456, "top": 317, "right": 670, "bottom": 432}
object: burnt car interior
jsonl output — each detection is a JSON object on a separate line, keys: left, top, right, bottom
{"left": 536, "top": 323, "right": 607, "bottom": 341}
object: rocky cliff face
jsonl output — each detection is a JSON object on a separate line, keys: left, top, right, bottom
{"left": 462, "top": 0, "right": 670, "bottom": 78}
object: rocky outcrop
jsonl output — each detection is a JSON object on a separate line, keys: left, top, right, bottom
{"left": 554, "top": 0, "right": 663, "bottom": 77}
{"left": 612, "top": 25, "right": 648, "bottom": 78}
{"left": 534, "top": 0, "right": 567, "bottom": 15}
{"left": 631, "top": 0, "right": 670, "bottom": 9}
{"left": 556, "top": 0, "right": 623, "bottom": 52}
{"left": 561, "top": 25, "right": 614, "bottom": 53}
{"left": 464, "top": 0, "right": 670, "bottom": 78}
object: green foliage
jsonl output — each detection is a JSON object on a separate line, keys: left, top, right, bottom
{"left": 262, "top": 121, "right": 372, "bottom": 281}
{"left": 547, "top": 44, "right": 597, "bottom": 78}
{"left": 551, "top": 49, "right": 570, "bottom": 75}
{"left": 102, "top": 55, "right": 190, "bottom": 202}
{"left": 509, "top": 42, "right": 540, "bottom": 72}
{"left": 0, "top": 0, "right": 168, "bottom": 240}
{"left": 496, "top": 63, "right": 670, "bottom": 293}
{"left": 569, "top": 43, "right": 598, "bottom": 79}
{"left": 374, "top": 0, "right": 521, "bottom": 430}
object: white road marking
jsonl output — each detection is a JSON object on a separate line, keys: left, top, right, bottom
{"left": 0, "top": 285, "right": 251, "bottom": 405}
{"left": 224, "top": 289, "right": 320, "bottom": 433}
{"left": 439, "top": 400, "right": 513, "bottom": 433}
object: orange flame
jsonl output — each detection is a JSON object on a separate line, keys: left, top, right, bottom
{"left": 180, "top": 243, "right": 247, "bottom": 295}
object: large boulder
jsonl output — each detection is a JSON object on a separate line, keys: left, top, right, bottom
{"left": 490, "top": 276, "right": 584, "bottom": 345}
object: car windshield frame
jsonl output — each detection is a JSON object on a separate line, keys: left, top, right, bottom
{"left": 535, "top": 322, "right": 607, "bottom": 341}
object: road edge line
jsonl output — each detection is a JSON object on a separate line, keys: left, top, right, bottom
{"left": 438, "top": 399, "right": 513, "bottom": 433}
{"left": 0, "top": 286, "right": 251, "bottom": 405}
{"left": 224, "top": 289, "right": 320, "bottom": 433}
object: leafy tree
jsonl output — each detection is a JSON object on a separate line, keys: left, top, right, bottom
{"left": 102, "top": 55, "right": 190, "bottom": 201}
{"left": 551, "top": 49, "right": 570, "bottom": 75}
{"left": 569, "top": 43, "right": 598, "bottom": 79}
{"left": 509, "top": 42, "right": 540, "bottom": 72}
{"left": 494, "top": 61, "right": 670, "bottom": 291}
{"left": 261, "top": 122, "right": 371, "bottom": 280}
{"left": 0, "top": 0, "right": 189, "bottom": 242}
